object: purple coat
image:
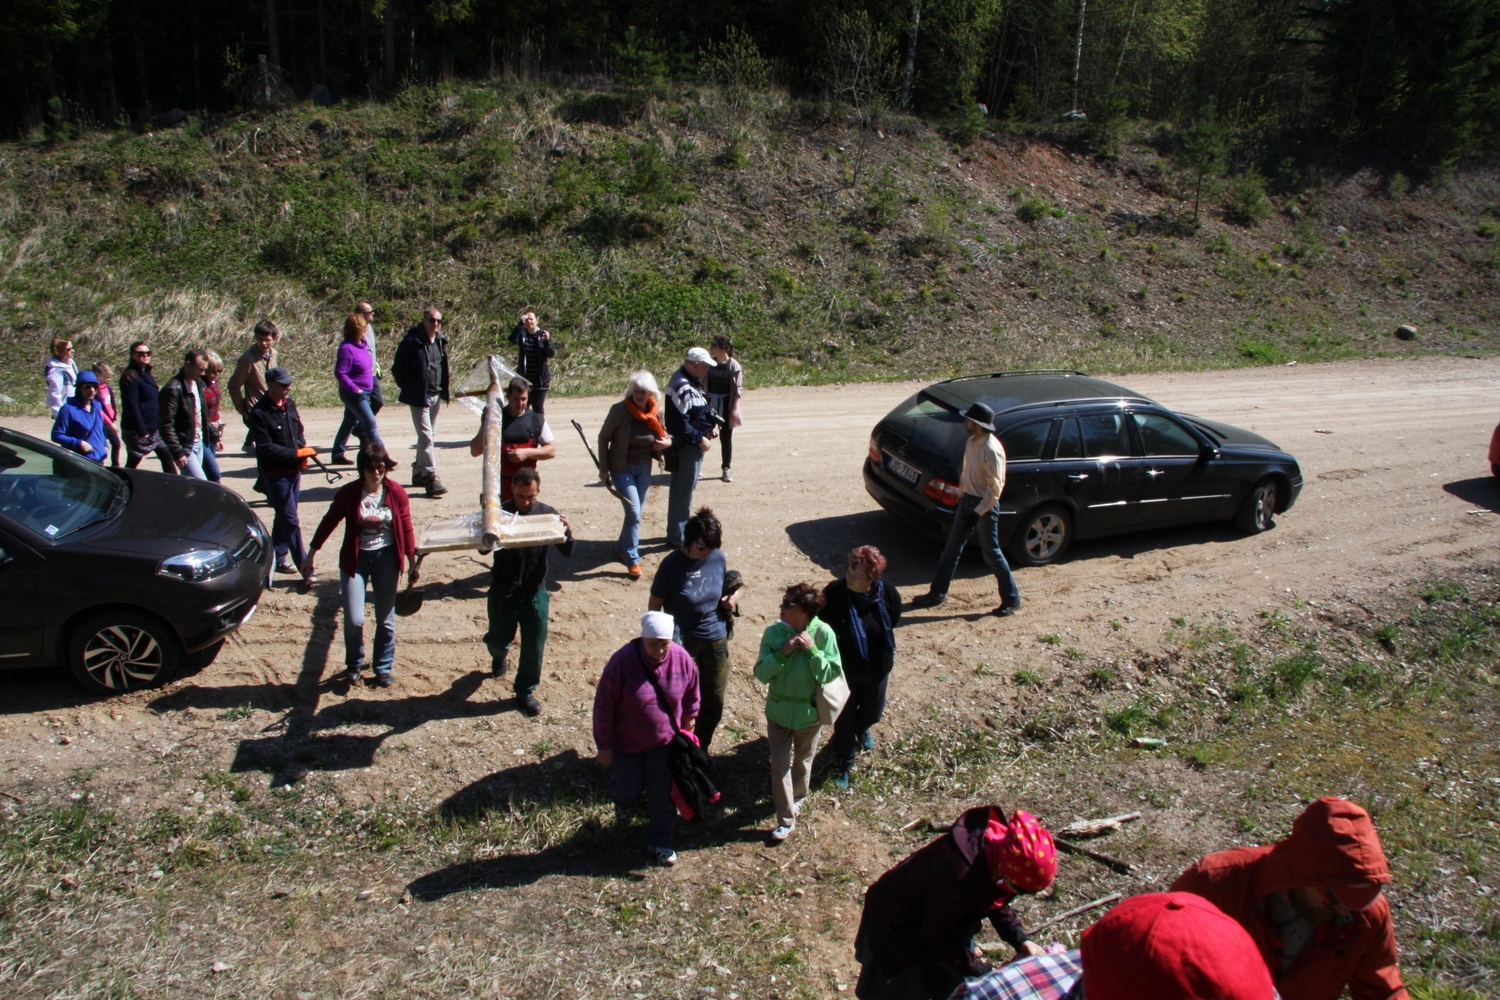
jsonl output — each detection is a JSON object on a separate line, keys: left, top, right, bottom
{"left": 593, "top": 640, "right": 701, "bottom": 755}
{"left": 334, "top": 339, "right": 375, "bottom": 396}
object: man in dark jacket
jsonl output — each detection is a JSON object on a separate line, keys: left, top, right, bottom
{"left": 390, "top": 306, "right": 450, "bottom": 497}
{"left": 1170, "top": 797, "right": 1408, "bottom": 1000}
{"left": 484, "top": 467, "right": 573, "bottom": 716}
{"left": 508, "top": 309, "right": 556, "bottom": 413}
{"left": 159, "top": 348, "right": 216, "bottom": 480}
{"left": 856, "top": 805, "right": 1055, "bottom": 999}
{"left": 247, "top": 367, "right": 315, "bottom": 576}
{"left": 119, "top": 341, "right": 175, "bottom": 473}
{"left": 664, "top": 347, "right": 719, "bottom": 548}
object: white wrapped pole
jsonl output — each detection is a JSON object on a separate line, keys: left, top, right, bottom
{"left": 479, "top": 359, "right": 504, "bottom": 553}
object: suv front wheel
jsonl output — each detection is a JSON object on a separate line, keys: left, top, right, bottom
{"left": 68, "top": 611, "right": 182, "bottom": 694}
{"left": 1011, "top": 504, "right": 1073, "bottom": 567}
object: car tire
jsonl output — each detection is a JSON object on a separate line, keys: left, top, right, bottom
{"left": 1011, "top": 505, "right": 1073, "bottom": 567}
{"left": 1234, "top": 477, "right": 1279, "bottom": 534}
{"left": 68, "top": 611, "right": 182, "bottom": 695}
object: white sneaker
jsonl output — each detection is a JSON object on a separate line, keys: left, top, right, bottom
{"left": 769, "top": 824, "right": 794, "bottom": 843}
{"left": 721, "top": 468, "right": 733, "bottom": 483}
{"left": 652, "top": 846, "right": 678, "bottom": 866}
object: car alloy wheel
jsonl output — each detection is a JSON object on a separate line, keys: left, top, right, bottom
{"left": 1235, "top": 478, "right": 1278, "bottom": 534}
{"left": 1014, "top": 505, "right": 1072, "bottom": 567}
{"left": 69, "top": 611, "right": 181, "bottom": 694}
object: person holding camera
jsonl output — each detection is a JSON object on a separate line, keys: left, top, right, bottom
{"left": 664, "top": 347, "right": 719, "bottom": 548}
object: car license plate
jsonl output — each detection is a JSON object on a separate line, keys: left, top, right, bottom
{"left": 886, "top": 454, "right": 920, "bottom": 485}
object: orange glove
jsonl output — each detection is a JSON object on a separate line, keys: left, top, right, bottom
{"left": 296, "top": 447, "right": 316, "bottom": 458}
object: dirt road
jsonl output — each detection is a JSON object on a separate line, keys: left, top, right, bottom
{"left": 6, "top": 355, "right": 1499, "bottom": 786}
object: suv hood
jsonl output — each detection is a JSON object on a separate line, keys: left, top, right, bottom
{"left": 1182, "top": 414, "right": 1283, "bottom": 452}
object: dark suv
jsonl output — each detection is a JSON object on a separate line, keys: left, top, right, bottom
{"left": 0, "top": 427, "right": 271, "bottom": 693}
{"left": 863, "top": 371, "right": 1303, "bottom": 565}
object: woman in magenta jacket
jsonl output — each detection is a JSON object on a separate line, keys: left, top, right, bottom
{"left": 302, "top": 442, "right": 418, "bottom": 687}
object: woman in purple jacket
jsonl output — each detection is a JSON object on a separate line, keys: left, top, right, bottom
{"left": 593, "top": 611, "right": 701, "bottom": 867}
{"left": 330, "top": 312, "right": 382, "bottom": 463}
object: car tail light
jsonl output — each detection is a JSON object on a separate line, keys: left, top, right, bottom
{"left": 925, "top": 477, "right": 962, "bottom": 508}
{"left": 868, "top": 434, "right": 881, "bottom": 463}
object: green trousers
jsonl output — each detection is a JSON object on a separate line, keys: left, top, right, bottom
{"left": 484, "top": 588, "right": 549, "bottom": 696}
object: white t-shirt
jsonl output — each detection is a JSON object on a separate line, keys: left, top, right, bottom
{"left": 184, "top": 379, "right": 203, "bottom": 446}
{"left": 358, "top": 485, "right": 395, "bottom": 551}
{"left": 537, "top": 419, "right": 555, "bottom": 445}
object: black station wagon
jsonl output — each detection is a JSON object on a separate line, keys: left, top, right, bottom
{"left": 863, "top": 371, "right": 1303, "bottom": 565}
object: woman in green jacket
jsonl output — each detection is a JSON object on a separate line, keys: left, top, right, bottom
{"left": 755, "top": 582, "right": 842, "bottom": 843}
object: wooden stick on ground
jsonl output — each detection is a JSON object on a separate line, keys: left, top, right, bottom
{"left": 1055, "top": 837, "right": 1134, "bottom": 875}
{"left": 898, "top": 816, "right": 928, "bottom": 833}
{"left": 977, "top": 892, "right": 1126, "bottom": 953}
{"left": 1056, "top": 812, "right": 1141, "bottom": 839}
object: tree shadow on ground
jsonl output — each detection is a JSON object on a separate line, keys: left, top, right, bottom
{"left": 1443, "top": 476, "right": 1500, "bottom": 514}
{"left": 410, "top": 737, "right": 784, "bottom": 898}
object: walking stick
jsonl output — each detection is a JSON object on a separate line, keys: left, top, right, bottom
{"left": 571, "top": 419, "right": 626, "bottom": 501}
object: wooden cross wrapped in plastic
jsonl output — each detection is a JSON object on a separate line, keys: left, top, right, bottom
{"left": 414, "top": 356, "right": 568, "bottom": 556}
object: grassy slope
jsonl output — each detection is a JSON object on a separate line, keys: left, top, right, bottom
{"left": 1, "top": 81, "right": 1499, "bottom": 413}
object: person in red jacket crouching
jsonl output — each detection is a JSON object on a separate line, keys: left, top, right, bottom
{"left": 1171, "top": 796, "right": 1408, "bottom": 1000}
{"left": 303, "top": 442, "right": 419, "bottom": 688}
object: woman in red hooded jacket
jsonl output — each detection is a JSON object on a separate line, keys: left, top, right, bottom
{"left": 1171, "top": 796, "right": 1408, "bottom": 1000}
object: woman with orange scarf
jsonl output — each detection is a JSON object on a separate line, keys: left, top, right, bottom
{"left": 599, "top": 372, "right": 674, "bottom": 578}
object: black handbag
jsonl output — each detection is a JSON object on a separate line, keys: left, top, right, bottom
{"left": 662, "top": 443, "right": 680, "bottom": 473}
{"left": 640, "top": 647, "right": 719, "bottom": 820}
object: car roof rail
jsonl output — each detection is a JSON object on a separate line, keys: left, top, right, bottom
{"left": 936, "top": 370, "right": 1089, "bottom": 383}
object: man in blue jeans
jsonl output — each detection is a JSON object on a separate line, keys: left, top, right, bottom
{"left": 664, "top": 347, "right": 719, "bottom": 547}
{"left": 911, "top": 402, "right": 1022, "bottom": 616}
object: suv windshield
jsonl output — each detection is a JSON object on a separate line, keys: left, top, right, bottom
{"left": 0, "top": 430, "right": 124, "bottom": 540}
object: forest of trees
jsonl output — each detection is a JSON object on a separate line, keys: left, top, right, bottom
{"left": 3, "top": 0, "right": 1498, "bottom": 166}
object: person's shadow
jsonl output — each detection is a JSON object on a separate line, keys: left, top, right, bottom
{"left": 1443, "top": 476, "right": 1500, "bottom": 514}
{"left": 409, "top": 737, "right": 781, "bottom": 900}
{"left": 147, "top": 581, "right": 509, "bottom": 786}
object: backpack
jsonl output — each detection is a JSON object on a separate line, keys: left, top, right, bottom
{"left": 641, "top": 648, "right": 721, "bottom": 821}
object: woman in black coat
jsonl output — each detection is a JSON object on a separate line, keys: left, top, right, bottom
{"left": 821, "top": 545, "right": 901, "bottom": 788}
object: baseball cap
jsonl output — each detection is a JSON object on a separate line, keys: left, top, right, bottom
{"left": 75, "top": 371, "right": 100, "bottom": 386}
{"left": 266, "top": 366, "right": 294, "bottom": 385}
{"left": 685, "top": 347, "right": 714, "bottom": 365}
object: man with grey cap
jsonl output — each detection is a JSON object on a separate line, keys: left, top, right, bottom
{"left": 664, "top": 347, "right": 719, "bottom": 548}
{"left": 911, "top": 402, "right": 1021, "bottom": 616}
{"left": 593, "top": 611, "right": 701, "bottom": 867}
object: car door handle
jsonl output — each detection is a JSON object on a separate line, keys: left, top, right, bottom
{"left": 1066, "top": 473, "right": 1090, "bottom": 481}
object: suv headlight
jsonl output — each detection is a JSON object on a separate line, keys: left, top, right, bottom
{"left": 158, "top": 549, "right": 236, "bottom": 582}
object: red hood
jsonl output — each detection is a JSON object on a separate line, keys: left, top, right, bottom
{"left": 1252, "top": 797, "right": 1391, "bottom": 897}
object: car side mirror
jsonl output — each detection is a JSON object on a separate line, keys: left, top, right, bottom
{"left": 1200, "top": 444, "right": 1221, "bottom": 462}
{"left": 0, "top": 545, "right": 11, "bottom": 569}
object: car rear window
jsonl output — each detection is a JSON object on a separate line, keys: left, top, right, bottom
{"left": 1055, "top": 418, "right": 1083, "bottom": 459}
{"left": 1080, "top": 414, "right": 1131, "bottom": 458}
{"left": 1000, "top": 420, "right": 1052, "bottom": 461}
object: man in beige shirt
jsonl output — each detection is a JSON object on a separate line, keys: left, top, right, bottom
{"left": 911, "top": 402, "right": 1022, "bottom": 616}
{"left": 227, "top": 320, "right": 279, "bottom": 452}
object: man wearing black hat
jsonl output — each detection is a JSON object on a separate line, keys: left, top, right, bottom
{"left": 248, "top": 366, "right": 316, "bottom": 576}
{"left": 911, "top": 403, "right": 1022, "bottom": 616}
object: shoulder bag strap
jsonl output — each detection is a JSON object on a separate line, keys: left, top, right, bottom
{"left": 637, "top": 642, "right": 682, "bottom": 735}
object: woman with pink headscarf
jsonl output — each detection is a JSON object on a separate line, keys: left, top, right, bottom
{"left": 855, "top": 805, "right": 1059, "bottom": 1000}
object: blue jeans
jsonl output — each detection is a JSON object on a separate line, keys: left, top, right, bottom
{"left": 342, "top": 546, "right": 399, "bottom": 675}
{"left": 612, "top": 743, "right": 675, "bottom": 850}
{"left": 180, "top": 440, "right": 208, "bottom": 480}
{"left": 264, "top": 473, "right": 306, "bottom": 570}
{"left": 929, "top": 493, "right": 1020, "bottom": 604}
{"left": 333, "top": 388, "right": 383, "bottom": 457}
{"left": 201, "top": 443, "right": 222, "bottom": 482}
{"left": 612, "top": 464, "right": 653, "bottom": 562}
{"left": 665, "top": 446, "right": 703, "bottom": 547}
